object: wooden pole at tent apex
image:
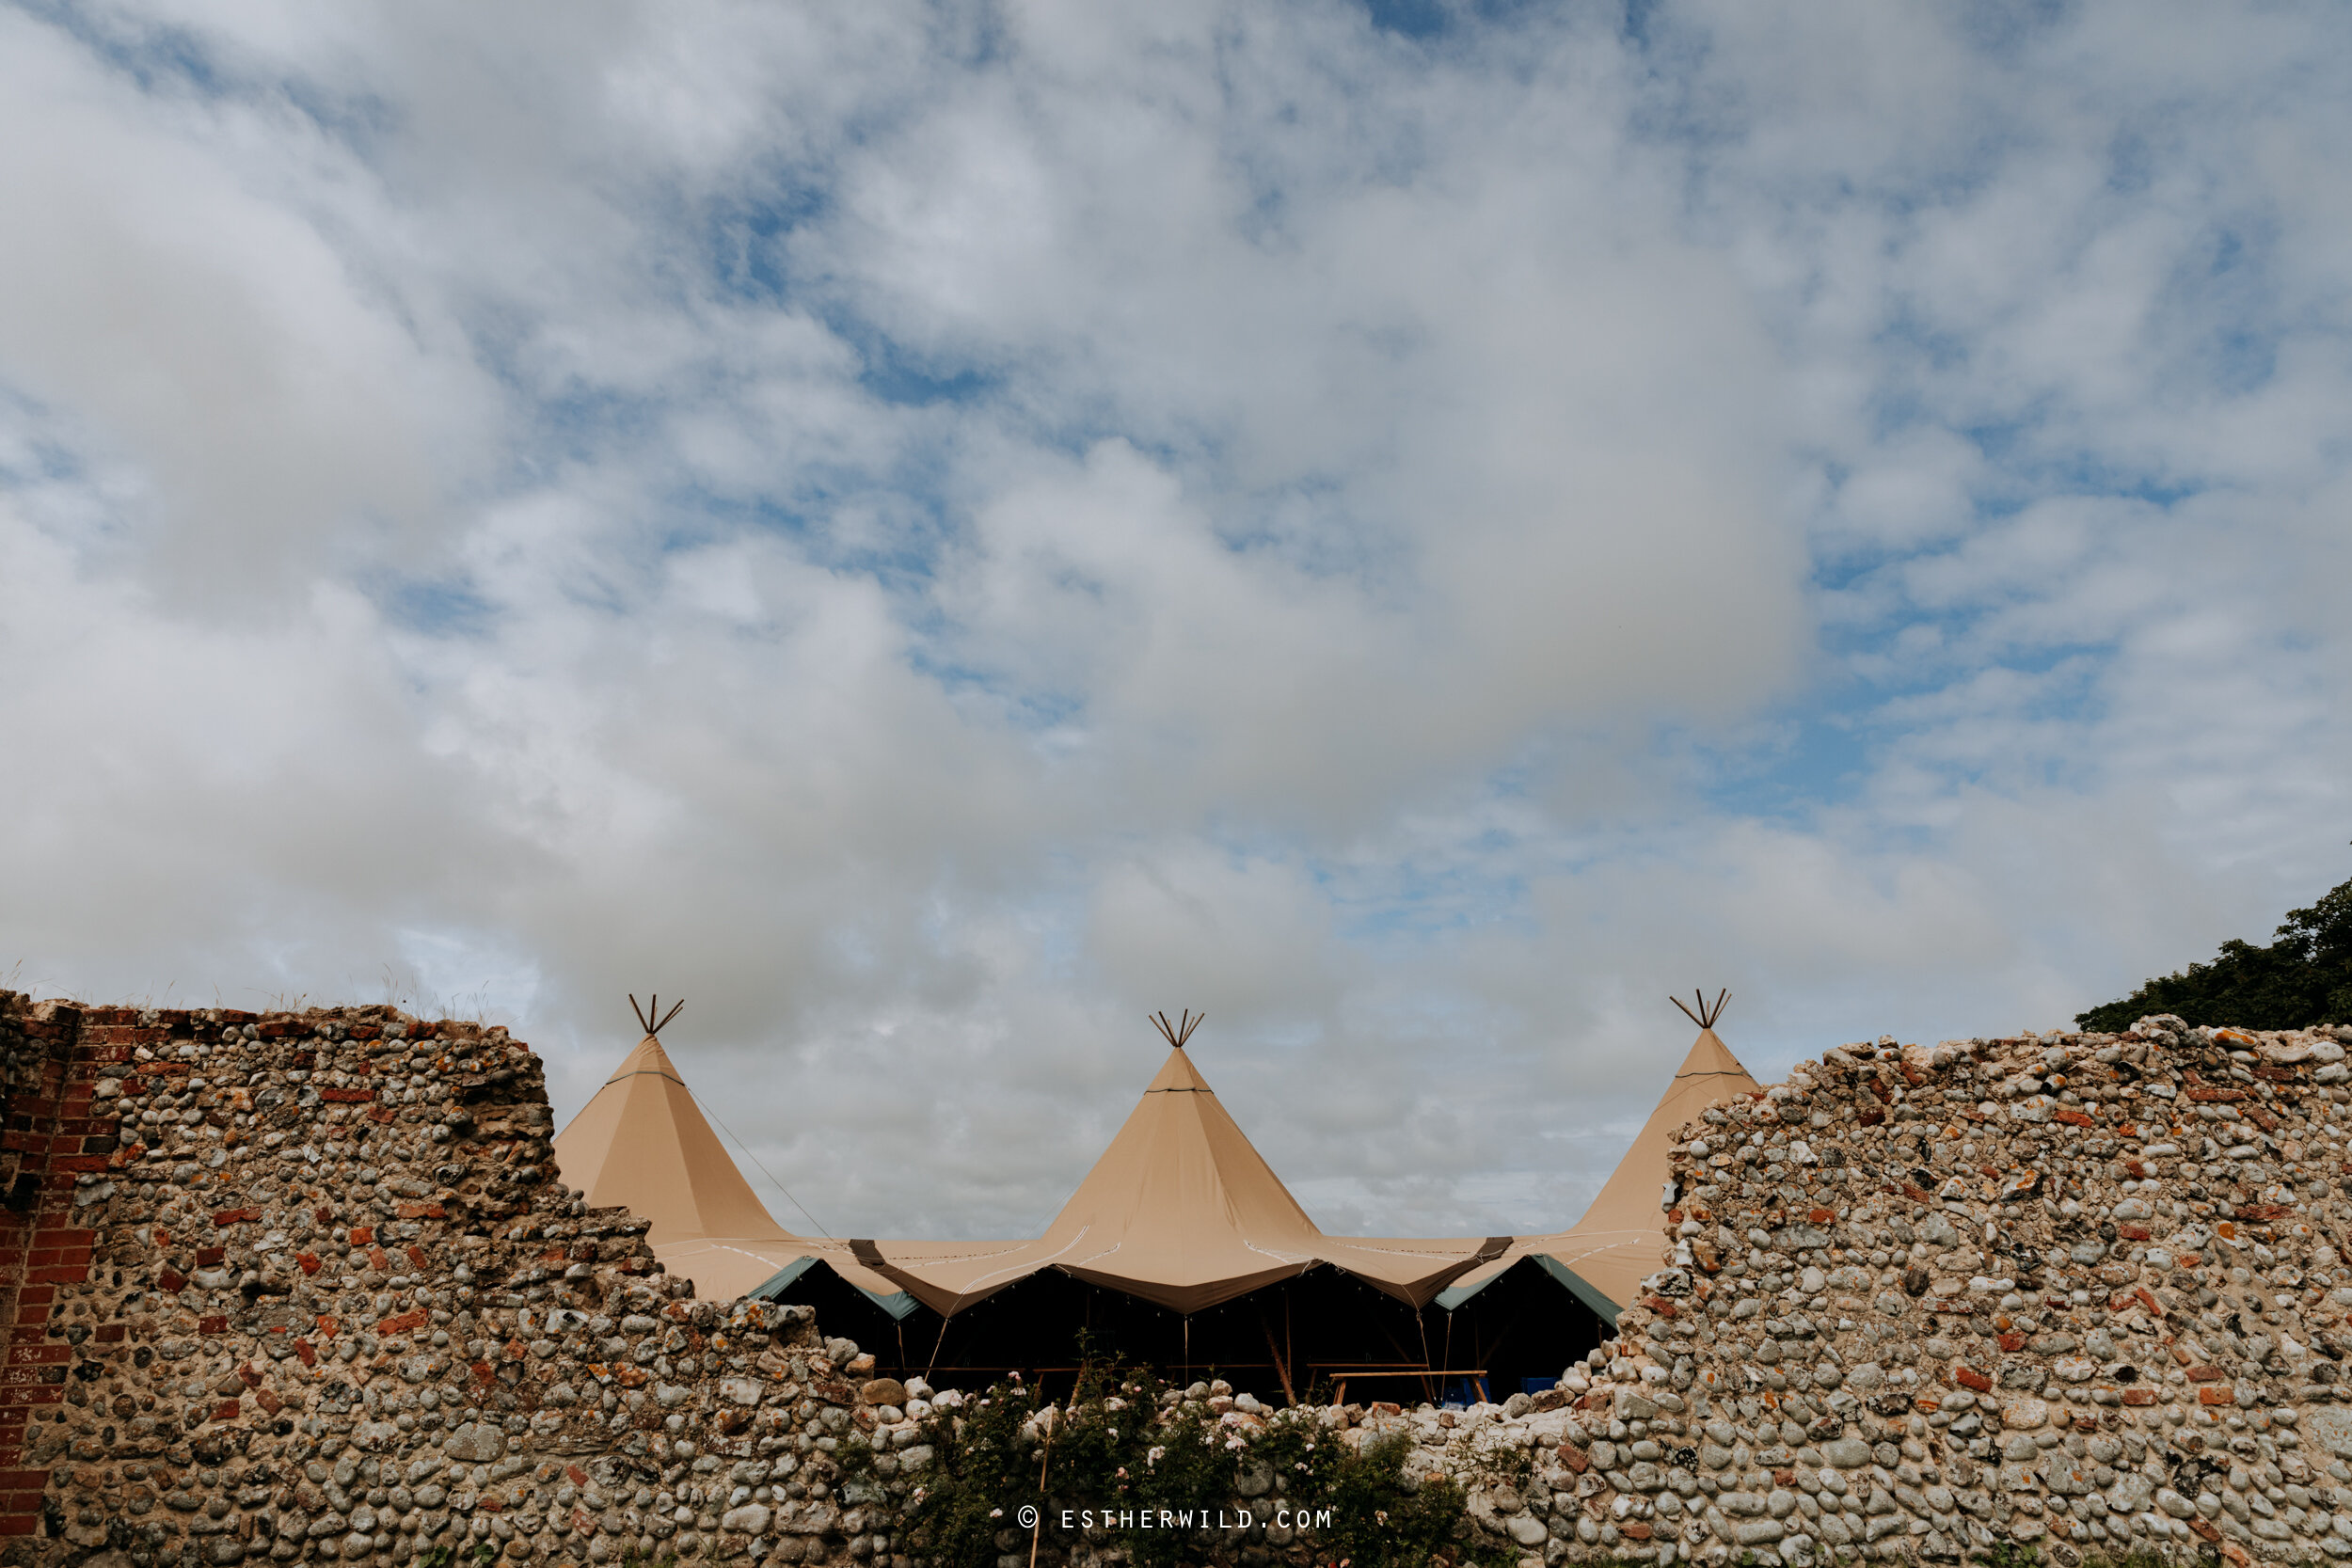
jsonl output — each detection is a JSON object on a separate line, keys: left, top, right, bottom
{"left": 1668, "top": 989, "right": 1729, "bottom": 1030}
{"left": 1149, "top": 1009, "right": 1204, "bottom": 1049}
{"left": 629, "top": 993, "right": 687, "bottom": 1037}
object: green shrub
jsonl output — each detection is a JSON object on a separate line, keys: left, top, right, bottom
{"left": 898, "top": 1362, "right": 1514, "bottom": 1568}
{"left": 1282, "top": 1425, "right": 1502, "bottom": 1568}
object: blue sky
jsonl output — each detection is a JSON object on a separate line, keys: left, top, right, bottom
{"left": 1, "top": 0, "right": 2347, "bottom": 1241}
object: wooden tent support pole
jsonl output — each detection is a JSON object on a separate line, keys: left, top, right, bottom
{"left": 1255, "top": 1305, "right": 1297, "bottom": 1407}
{"left": 925, "top": 1313, "right": 952, "bottom": 1384}
{"left": 1671, "top": 989, "right": 1731, "bottom": 1029}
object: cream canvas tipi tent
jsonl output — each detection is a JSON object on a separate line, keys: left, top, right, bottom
{"left": 550, "top": 997, "right": 911, "bottom": 1308}
{"left": 834, "top": 1010, "right": 1506, "bottom": 1319}
{"left": 1437, "top": 991, "right": 1759, "bottom": 1320}
{"left": 554, "top": 990, "right": 1745, "bottom": 1387}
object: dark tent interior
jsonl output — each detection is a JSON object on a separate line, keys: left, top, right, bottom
{"left": 759, "top": 1258, "right": 1609, "bottom": 1407}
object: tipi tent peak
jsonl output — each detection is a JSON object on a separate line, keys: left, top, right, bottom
{"left": 1434, "top": 997, "right": 1759, "bottom": 1319}
{"left": 629, "top": 992, "right": 686, "bottom": 1037}
{"left": 1669, "top": 988, "right": 1729, "bottom": 1030}
{"left": 1149, "top": 1008, "right": 1204, "bottom": 1050}
{"left": 551, "top": 1000, "right": 913, "bottom": 1311}
{"left": 820, "top": 1018, "right": 1502, "bottom": 1321}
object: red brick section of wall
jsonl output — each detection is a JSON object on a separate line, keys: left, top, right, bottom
{"left": 0, "top": 1002, "right": 119, "bottom": 1540}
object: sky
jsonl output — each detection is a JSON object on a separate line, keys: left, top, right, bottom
{"left": 2, "top": 0, "right": 2348, "bottom": 1243}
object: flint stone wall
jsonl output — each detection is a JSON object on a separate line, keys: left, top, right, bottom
{"left": 0, "top": 994, "right": 927, "bottom": 1568}
{"left": 1391, "top": 1013, "right": 2352, "bottom": 1568}
{"left": 16, "top": 990, "right": 2352, "bottom": 1568}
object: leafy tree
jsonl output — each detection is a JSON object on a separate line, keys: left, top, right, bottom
{"left": 2077, "top": 867, "right": 2352, "bottom": 1032}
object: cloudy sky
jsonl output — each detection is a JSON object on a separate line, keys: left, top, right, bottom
{"left": 3, "top": 0, "right": 2348, "bottom": 1241}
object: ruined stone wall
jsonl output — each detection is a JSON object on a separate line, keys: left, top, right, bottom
{"left": 18, "top": 990, "right": 2352, "bottom": 1568}
{"left": 1038, "top": 1013, "right": 2352, "bottom": 1566}
{"left": 0, "top": 995, "right": 928, "bottom": 1568}
{"left": 1421, "top": 1014, "right": 2352, "bottom": 1567}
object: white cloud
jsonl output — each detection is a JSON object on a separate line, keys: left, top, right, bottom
{"left": 0, "top": 10, "right": 489, "bottom": 594}
{"left": 0, "top": 0, "right": 2347, "bottom": 1242}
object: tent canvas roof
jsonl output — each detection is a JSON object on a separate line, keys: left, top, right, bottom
{"left": 851, "top": 1041, "right": 1505, "bottom": 1317}
{"left": 558, "top": 1013, "right": 1741, "bottom": 1326}
{"left": 550, "top": 1032, "right": 910, "bottom": 1307}
{"left": 1435, "top": 1024, "right": 1758, "bottom": 1316}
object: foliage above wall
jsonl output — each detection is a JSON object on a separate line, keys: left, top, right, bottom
{"left": 2079, "top": 866, "right": 2352, "bottom": 1032}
